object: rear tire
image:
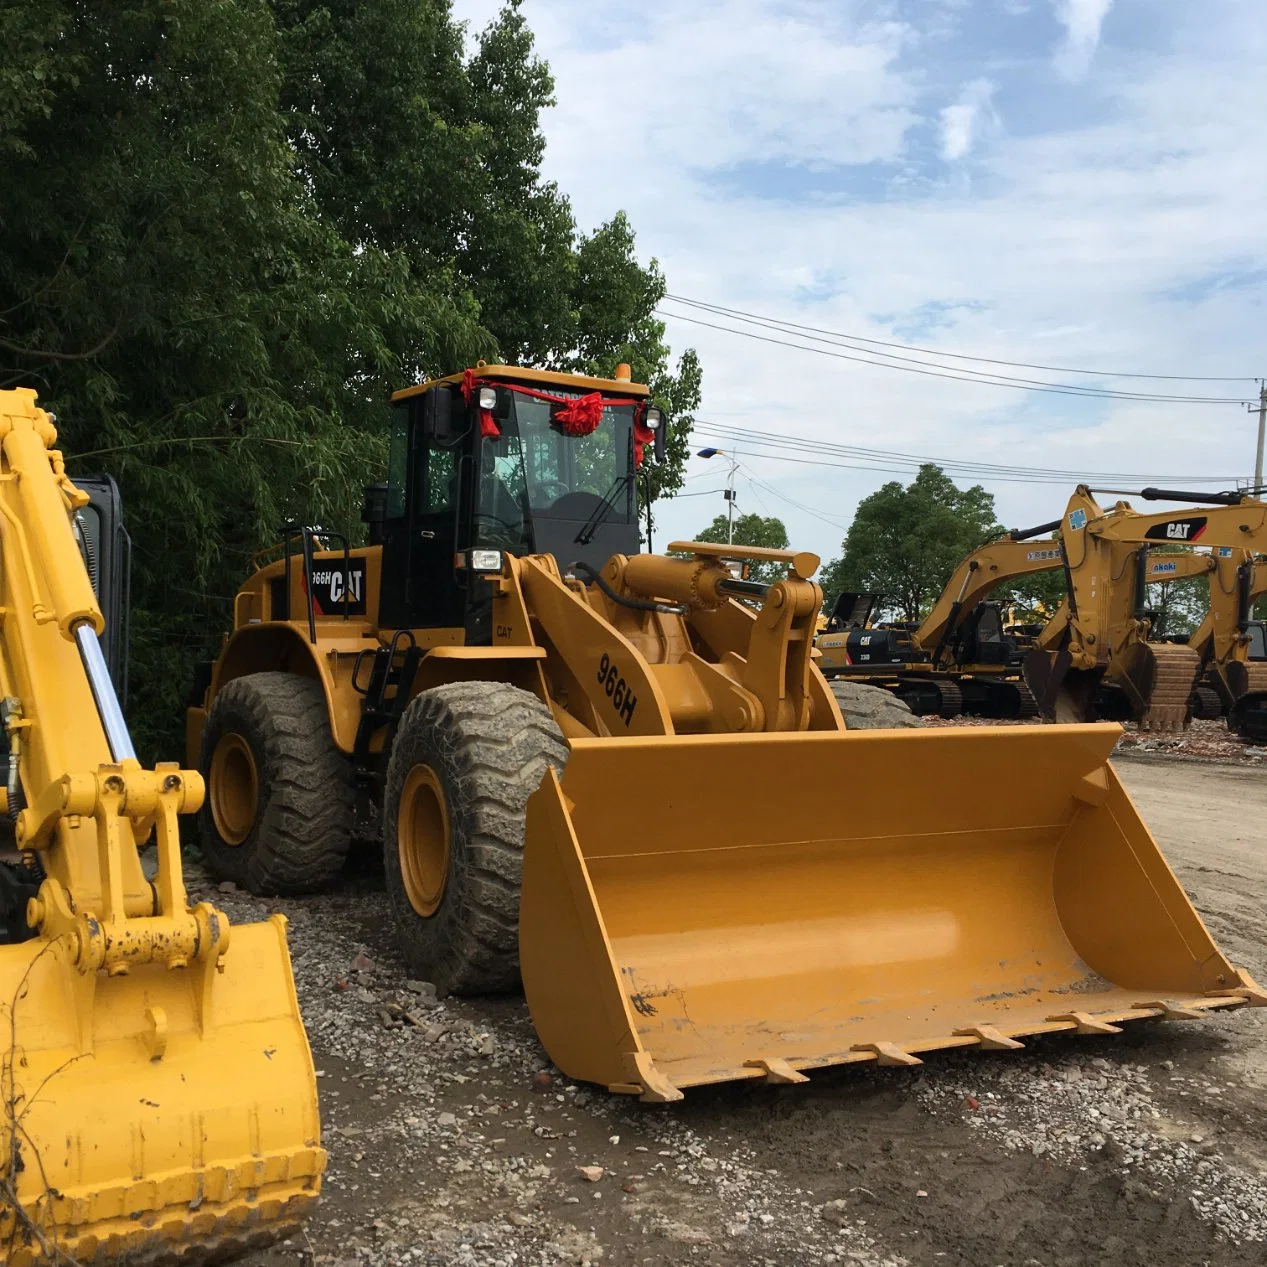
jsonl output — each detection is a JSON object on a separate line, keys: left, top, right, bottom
{"left": 383, "top": 681, "right": 567, "bottom": 995}
{"left": 198, "top": 672, "right": 353, "bottom": 894}
{"left": 830, "top": 680, "right": 921, "bottom": 730}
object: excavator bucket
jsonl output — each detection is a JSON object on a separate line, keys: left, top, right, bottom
{"left": 520, "top": 723, "right": 1261, "bottom": 1101}
{"left": 0, "top": 915, "right": 324, "bottom": 1264}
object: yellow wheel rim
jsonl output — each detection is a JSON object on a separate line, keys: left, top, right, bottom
{"left": 398, "top": 765, "right": 450, "bottom": 917}
{"left": 209, "top": 732, "right": 259, "bottom": 846}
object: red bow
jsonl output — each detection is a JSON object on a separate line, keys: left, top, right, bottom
{"left": 460, "top": 368, "right": 501, "bottom": 439}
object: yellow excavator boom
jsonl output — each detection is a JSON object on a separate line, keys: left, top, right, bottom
{"left": 0, "top": 389, "right": 323, "bottom": 1262}
{"left": 1026, "top": 486, "right": 1267, "bottom": 729}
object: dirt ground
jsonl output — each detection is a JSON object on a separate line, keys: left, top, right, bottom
{"left": 214, "top": 750, "right": 1267, "bottom": 1267}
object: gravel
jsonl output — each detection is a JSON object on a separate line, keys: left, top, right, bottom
{"left": 185, "top": 738, "right": 1267, "bottom": 1266}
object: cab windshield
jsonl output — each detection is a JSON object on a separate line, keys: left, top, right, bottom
{"left": 473, "top": 391, "right": 636, "bottom": 553}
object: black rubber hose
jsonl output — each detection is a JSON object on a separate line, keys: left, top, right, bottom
{"left": 568, "top": 561, "right": 688, "bottom": 615}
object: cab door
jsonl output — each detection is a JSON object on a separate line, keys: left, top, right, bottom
{"left": 379, "top": 389, "right": 468, "bottom": 631}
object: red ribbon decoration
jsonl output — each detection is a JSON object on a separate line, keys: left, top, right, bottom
{"left": 460, "top": 367, "right": 502, "bottom": 439}
{"left": 550, "top": 391, "right": 604, "bottom": 436}
{"left": 458, "top": 372, "right": 656, "bottom": 465}
{"left": 632, "top": 408, "right": 654, "bottom": 468}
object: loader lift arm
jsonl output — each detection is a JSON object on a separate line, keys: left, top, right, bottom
{"left": 0, "top": 389, "right": 322, "bottom": 1264}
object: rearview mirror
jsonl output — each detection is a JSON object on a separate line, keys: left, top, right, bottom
{"left": 420, "top": 385, "right": 457, "bottom": 441}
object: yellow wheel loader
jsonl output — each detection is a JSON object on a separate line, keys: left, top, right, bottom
{"left": 1024, "top": 486, "right": 1267, "bottom": 731}
{"left": 0, "top": 390, "right": 323, "bottom": 1262}
{"left": 191, "top": 364, "right": 1264, "bottom": 1103}
{"left": 816, "top": 526, "right": 1067, "bottom": 718}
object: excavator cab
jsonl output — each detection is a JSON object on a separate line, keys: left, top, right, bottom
{"left": 948, "top": 602, "right": 1010, "bottom": 668}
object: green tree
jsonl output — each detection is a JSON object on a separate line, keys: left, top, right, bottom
{"left": 994, "top": 557, "right": 1069, "bottom": 624}
{"left": 0, "top": 0, "right": 699, "bottom": 758}
{"left": 691, "top": 512, "right": 790, "bottom": 584}
{"left": 272, "top": 2, "right": 700, "bottom": 522}
{"left": 820, "top": 465, "right": 1000, "bottom": 621}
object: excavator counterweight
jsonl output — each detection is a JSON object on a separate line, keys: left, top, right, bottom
{"left": 0, "top": 390, "right": 323, "bottom": 1261}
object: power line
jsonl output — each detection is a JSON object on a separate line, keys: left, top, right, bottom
{"left": 685, "top": 437, "right": 1243, "bottom": 489}
{"left": 665, "top": 294, "right": 1256, "bottom": 384}
{"left": 660, "top": 310, "right": 1253, "bottom": 405}
{"left": 738, "top": 466, "right": 851, "bottom": 530}
{"left": 690, "top": 419, "right": 1245, "bottom": 485}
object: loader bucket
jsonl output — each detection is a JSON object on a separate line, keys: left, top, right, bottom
{"left": 520, "top": 724, "right": 1261, "bottom": 1101}
{"left": 0, "top": 915, "right": 324, "bottom": 1264}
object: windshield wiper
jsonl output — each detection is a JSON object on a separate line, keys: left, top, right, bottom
{"left": 574, "top": 475, "right": 632, "bottom": 546}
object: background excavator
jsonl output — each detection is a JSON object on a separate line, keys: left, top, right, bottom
{"left": 1183, "top": 553, "right": 1267, "bottom": 731}
{"left": 188, "top": 363, "right": 1263, "bottom": 1104}
{"left": 1024, "top": 486, "right": 1267, "bottom": 731}
{"left": 0, "top": 390, "right": 323, "bottom": 1263}
{"left": 816, "top": 527, "right": 1066, "bottom": 718}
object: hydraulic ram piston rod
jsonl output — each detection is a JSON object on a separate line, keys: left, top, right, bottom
{"left": 74, "top": 622, "right": 137, "bottom": 763}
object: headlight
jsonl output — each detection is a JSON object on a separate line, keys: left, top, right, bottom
{"left": 644, "top": 407, "right": 663, "bottom": 431}
{"left": 468, "top": 548, "right": 503, "bottom": 573}
{"left": 477, "top": 386, "right": 498, "bottom": 411}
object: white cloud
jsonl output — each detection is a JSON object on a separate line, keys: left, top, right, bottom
{"left": 1053, "top": 0, "right": 1114, "bottom": 80}
{"left": 450, "top": 1, "right": 1267, "bottom": 564}
{"left": 939, "top": 78, "right": 997, "bottom": 161}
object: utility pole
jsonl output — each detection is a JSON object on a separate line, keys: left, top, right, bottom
{"left": 724, "top": 452, "right": 739, "bottom": 544}
{"left": 1255, "top": 381, "right": 1267, "bottom": 491}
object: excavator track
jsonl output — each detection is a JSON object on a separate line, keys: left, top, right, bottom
{"left": 933, "top": 678, "right": 965, "bottom": 718}
{"left": 1133, "top": 642, "right": 1203, "bottom": 733}
{"left": 1012, "top": 679, "right": 1040, "bottom": 719}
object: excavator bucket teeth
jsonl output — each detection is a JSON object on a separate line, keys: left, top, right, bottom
{"left": 0, "top": 916, "right": 324, "bottom": 1264}
{"left": 520, "top": 725, "right": 1252, "bottom": 1100}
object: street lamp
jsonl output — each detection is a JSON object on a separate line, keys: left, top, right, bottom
{"left": 696, "top": 447, "right": 739, "bottom": 544}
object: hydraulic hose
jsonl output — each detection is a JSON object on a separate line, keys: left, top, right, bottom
{"left": 568, "top": 560, "right": 688, "bottom": 615}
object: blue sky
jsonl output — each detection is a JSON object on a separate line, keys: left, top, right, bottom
{"left": 456, "top": 0, "right": 1267, "bottom": 562}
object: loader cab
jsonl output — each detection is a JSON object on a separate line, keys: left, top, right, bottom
{"left": 371, "top": 368, "right": 659, "bottom": 640}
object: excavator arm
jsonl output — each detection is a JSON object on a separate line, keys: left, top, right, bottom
{"left": 0, "top": 390, "right": 322, "bottom": 1263}
{"left": 913, "top": 531, "right": 1065, "bottom": 664}
{"left": 1026, "top": 486, "right": 1267, "bottom": 728}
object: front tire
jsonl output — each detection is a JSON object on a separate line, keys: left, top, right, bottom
{"left": 198, "top": 672, "right": 353, "bottom": 894}
{"left": 383, "top": 681, "right": 567, "bottom": 995}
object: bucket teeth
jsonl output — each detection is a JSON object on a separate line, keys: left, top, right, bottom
{"left": 745, "top": 1057, "right": 810, "bottom": 1084}
{"left": 1133, "top": 999, "right": 1205, "bottom": 1021}
{"left": 955, "top": 1025, "right": 1025, "bottom": 1051}
{"left": 1211, "top": 972, "right": 1267, "bottom": 1007}
{"left": 1048, "top": 1011, "right": 1123, "bottom": 1035}
{"left": 853, "top": 1042, "right": 922, "bottom": 1067}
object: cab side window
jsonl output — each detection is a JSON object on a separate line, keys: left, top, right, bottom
{"left": 386, "top": 408, "right": 408, "bottom": 518}
{"left": 420, "top": 440, "right": 456, "bottom": 514}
